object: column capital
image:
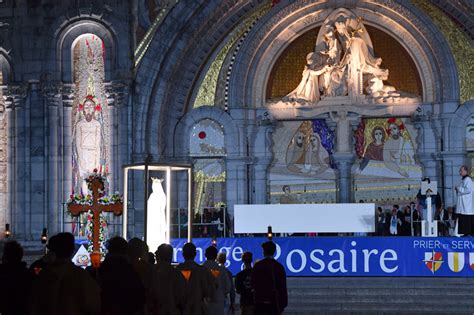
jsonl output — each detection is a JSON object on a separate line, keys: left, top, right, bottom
{"left": 40, "top": 81, "right": 63, "bottom": 102}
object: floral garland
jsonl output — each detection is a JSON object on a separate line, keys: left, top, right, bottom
{"left": 67, "top": 193, "right": 93, "bottom": 206}
{"left": 98, "top": 192, "right": 123, "bottom": 205}
{"left": 85, "top": 210, "right": 108, "bottom": 255}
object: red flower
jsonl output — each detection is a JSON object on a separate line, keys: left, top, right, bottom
{"left": 78, "top": 103, "right": 84, "bottom": 111}
{"left": 399, "top": 123, "right": 405, "bottom": 130}
{"left": 86, "top": 95, "right": 95, "bottom": 101}
{"left": 95, "top": 104, "right": 101, "bottom": 112}
{"left": 93, "top": 168, "right": 98, "bottom": 173}
{"left": 387, "top": 117, "right": 397, "bottom": 124}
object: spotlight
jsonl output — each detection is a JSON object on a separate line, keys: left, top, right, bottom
{"left": 41, "top": 228, "right": 48, "bottom": 244}
{"left": 211, "top": 238, "right": 217, "bottom": 247}
{"left": 4, "top": 224, "right": 10, "bottom": 239}
{"left": 267, "top": 226, "right": 273, "bottom": 241}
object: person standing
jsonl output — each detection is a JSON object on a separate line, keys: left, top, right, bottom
{"left": 217, "top": 252, "right": 235, "bottom": 315}
{"left": 177, "top": 243, "right": 214, "bottom": 315}
{"left": 251, "top": 241, "right": 288, "bottom": 315}
{"left": 235, "top": 252, "right": 254, "bottom": 315}
{"left": 455, "top": 166, "right": 474, "bottom": 236}
{"left": 154, "top": 244, "right": 186, "bottom": 314}
{"left": 202, "top": 246, "right": 231, "bottom": 315}
{"left": 0, "top": 241, "right": 32, "bottom": 315}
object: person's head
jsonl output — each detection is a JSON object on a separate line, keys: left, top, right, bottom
{"left": 306, "top": 52, "right": 315, "bottom": 65}
{"left": 242, "top": 251, "right": 253, "bottom": 266}
{"left": 294, "top": 132, "right": 304, "bottom": 147}
{"left": 182, "top": 242, "right": 196, "bottom": 261}
{"left": 217, "top": 252, "right": 227, "bottom": 265}
{"left": 393, "top": 204, "right": 399, "bottom": 211}
{"left": 388, "top": 123, "right": 400, "bottom": 138}
{"left": 2, "top": 240, "right": 23, "bottom": 264}
{"left": 128, "top": 237, "right": 148, "bottom": 261}
{"left": 156, "top": 243, "right": 173, "bottom": 263}
{"left": 372, "top": 126, "right": 385, "bottom": 144}
{"left": 147, "top": 252, "right": 156, "bottom": 264}
{"left": 205, "top": 246, "right": 218, "bottom": 261}
{"left": 262, "top": 241, "right": 277, "bottom": 257}
{"left": 324, "top": 29, "right": 334, "bottom": 40}
{"left": 106, "top": 236, "right": 128, "bottom": 257}
{"left": 282, "top": 185, "right": 290, "bottom": 194}
{"left": 377, "top": 206, "right": 383, "bottom": 213}
{"left": 460, "top": 165, "right": 469, "bottom": 177}
{"left": 82, "top": 98, "right": 97, "bottom": 122}
{"left": 46, "top": 234, "right": 58, "bottom": 253}
{"left": 309, "top": 133, "right": 319, "bottom": 148}
{"left": 404, "top": 205, "right": 411, "bottom": 213}
{"left": 52, "top": 232, "right": 76, "bottom": 259}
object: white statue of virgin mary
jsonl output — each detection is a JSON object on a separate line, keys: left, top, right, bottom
{"left": 147, "top": 177, "right": 167, "bottom": 252}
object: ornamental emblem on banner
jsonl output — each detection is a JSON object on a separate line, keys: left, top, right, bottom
{"left": 447, "top": 252, "right": 465, "bottom": 273}
{"left": 470, "top": 253, "right": 474, "bottom": 271}
{"left": 423, "top": 251, "right": 443, "bottom": 273}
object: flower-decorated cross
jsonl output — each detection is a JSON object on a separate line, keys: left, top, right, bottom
{"left": 67, "top": 170, "right": 123, "bottom": 260}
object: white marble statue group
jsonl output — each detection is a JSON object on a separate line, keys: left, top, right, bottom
{"left": 282, "top": 11, "right": 408, "bottom": 105}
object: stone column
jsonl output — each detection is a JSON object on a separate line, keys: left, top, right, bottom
{"left": 41, "top": 81, "right": 62, "bottom": 235}
{"left": 226, "top": 156, "right": 248, "bottom": 218}
{"left": 250, "top": 117, "right": 275, "bottom": 204}
{"left": 28, "top": 81, "right": 46, "bottom": 239}
{"left": 8, "top": 84, "right": 28, "bottom": 239}
{"left": 333, "top": 152, "right": 355, "bottom": 203}
{"left": 61, "top": 85, "right": 75, "bottom": 233}
{"left": 0, "top": 86, "right": 9, "bottom": 238}
{"left": 440, "top": 152, "right": 465, "bottom": 207}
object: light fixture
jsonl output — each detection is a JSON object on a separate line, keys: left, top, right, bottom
{"left": 4, "top": 224, "right": 10, "bottom": 238}
{"left": 41, "top": 228, "right": 48, "bottom": 244}
{"left": 211, "top": 238, "right": 217, "bottom": 247}
{"left": 267, "top": 226, "right": 273, "bottom": 241}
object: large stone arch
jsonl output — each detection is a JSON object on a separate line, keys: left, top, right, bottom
{"left": 53, "top": 17, "right": 118, "bottom": 82}
{"left": 133, "top": 0, "right": 264, "bottom": 160}
{"left": 174, "top": 106, "right": 241, "bottom": 159}
{"left": 228, "top": 0, "right": 459, "bottom": 108}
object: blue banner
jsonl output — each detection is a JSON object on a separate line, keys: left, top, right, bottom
{"left": 170, "top": 237, "right": 474, "bottom": 277}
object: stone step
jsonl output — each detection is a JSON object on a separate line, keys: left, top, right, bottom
{"left": 288, "top": 288, "right": 474, "bottom": 301}
{"left": 284, "top": 277, "right": 474, "bottom": 314}
{"left": 286, "top": 278, "right": 474, "bottom": 288}
{"left": 288, "top": 295, "right": 474, "bottom": 305}
{"left": 287, "top": 288, "right": 474, "bottom": 296}
{"left": 286, "top": 301, "right": 474, "bottom": 313}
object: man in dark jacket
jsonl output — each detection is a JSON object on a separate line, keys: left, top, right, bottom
{"left": 251, "top": 241, "right": 288, "bottom": 315}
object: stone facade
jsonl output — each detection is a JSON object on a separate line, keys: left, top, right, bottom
{"left": 0, "top": 0, "right": 472, "bottom": 241}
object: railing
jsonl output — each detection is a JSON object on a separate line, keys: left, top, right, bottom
{"left": 62, "top": 204, "right": 232, "bottom": 240}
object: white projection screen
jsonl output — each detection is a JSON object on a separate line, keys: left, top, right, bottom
{"left": 234, "top": 203, "right": 375, "bottom": 233}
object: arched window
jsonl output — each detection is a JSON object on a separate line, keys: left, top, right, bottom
{"left": 69, "top": 34, "right": 111, "bottom": 244}
{"left": 189, "top": 119, "right": 226, "bottom": 227}
{"left": 71, "top": 34, "right": 110, "bottom": 193}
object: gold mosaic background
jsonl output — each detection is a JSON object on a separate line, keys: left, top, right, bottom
{"left": 267, "top": 26, "right": 422, "bottom": 100}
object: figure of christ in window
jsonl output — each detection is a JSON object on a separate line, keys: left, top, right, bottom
{"left": 74, "top": 96, "right": 102, "bottom": 193}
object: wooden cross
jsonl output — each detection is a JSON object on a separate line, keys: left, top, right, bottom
{"left": 68, "top": 173, "right": 123, "bottom": 259}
